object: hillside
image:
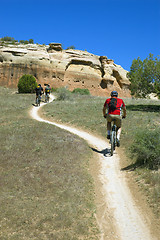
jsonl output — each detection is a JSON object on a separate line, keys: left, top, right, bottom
{"left": 0, "top": 42, "right": 130, "bottom": 97}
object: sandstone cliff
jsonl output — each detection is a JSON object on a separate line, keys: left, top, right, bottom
{"left": 0, "top": 42, "right": 131, "bottom": 97}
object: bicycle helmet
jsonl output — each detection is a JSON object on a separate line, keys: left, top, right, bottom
{"left": 111, "top": 91, "right": 118, "bottom": 97}
{"left": 38, "top": 84, "right": 41, "bottom": 87}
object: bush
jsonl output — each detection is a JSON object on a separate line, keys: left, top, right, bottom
{"left": 0, "top": 36, "right": 15, "bottom": 42}
{"left": 57, "top": 87, "right": 72, "bottom": 101}
{"left": 72, "top": 88, "right": 90, "bottom": 95}
{"left": 66, "top": 45, "right": 76, "bottom": 50}
{"left": 51, "top": 87, "right": 58, "bottom": 92}
{"left": 24, "top": 40, "right": 29, "bottom": 44}
{"left": 29, "top": 39, "right": 34, "bottom": 44}
{"left": 18, "top": 75, "right": 37, "bottom": 93}
{"left": 19, "top": 40, "right": 25, "bottom": 44}
{"left": 130, "top": 129, "right": 160, "bottom": 169}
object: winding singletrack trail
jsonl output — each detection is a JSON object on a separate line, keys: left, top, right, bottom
{"left": 30, "top": 95, "right": 157, "bottom": 240}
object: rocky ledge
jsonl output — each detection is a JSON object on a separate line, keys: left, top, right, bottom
{"left": 0, "top": 42, "right": 131, "bottom": 97}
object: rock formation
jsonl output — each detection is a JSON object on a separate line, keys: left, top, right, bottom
{"left": 0, "top": 42, "right": 131, "bottom": 97}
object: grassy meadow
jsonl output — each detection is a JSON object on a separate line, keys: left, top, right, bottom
{"left": 0, "top": 87, "right": 99, "bottom": 239}
{"left": 1, "top": 86, "right": 160, "bottom": 240}
{"left": 43, "top": 89, "right": 160, "bottom": 217}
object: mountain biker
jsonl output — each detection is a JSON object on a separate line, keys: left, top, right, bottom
{"left": 103, "top": 90, "right": 126, "bottom": 147}
{"left": 45, "top": 84, "right": 51, "bottom": 101}
{"left": 35, "top": 84, "right": 43, "bottom": 103}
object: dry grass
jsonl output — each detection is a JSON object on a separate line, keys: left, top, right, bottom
{"left": 43, "top": 93, "right": 160, "bottom": 217}
{"left": 0, "top": 87, "right": 99, "bottom": 239}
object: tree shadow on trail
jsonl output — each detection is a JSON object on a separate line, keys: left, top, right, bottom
{"left": 90, "top": 147, "right": 110, "bottom": 157}
{"left": 126, "top": 104, "right": 160, "bottom": 112}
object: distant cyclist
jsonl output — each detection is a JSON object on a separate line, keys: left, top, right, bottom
{"left": 103, "top": 91, "right": 126, "bottom": 147}
{"left": 35, "top": 84, "right": 43, "bottom": 104}
{"left": 45, "top": 84, "right": 51, "bottom": 102}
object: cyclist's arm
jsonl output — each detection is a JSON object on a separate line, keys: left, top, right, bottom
{"left": 103, "top": 105, "right": 107, "bottom": 117}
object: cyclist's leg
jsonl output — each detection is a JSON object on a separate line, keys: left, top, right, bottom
{"left": 36, "top": 94, "right": 38, "bottom": 104}
{"left": 114, "top": 116, "right": 122, "bottom": 138}
{"left": 117, "top": 127, "right": 121, "bottom": 140}
{"left": 114, "top": 116, "right": 122, "bottom": 147}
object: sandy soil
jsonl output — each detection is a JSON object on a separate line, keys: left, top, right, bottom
{"left": 29, "top": 95, "right": 159, "bottom": 240}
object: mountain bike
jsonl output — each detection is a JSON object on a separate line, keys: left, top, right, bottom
{"left": 110, "top": 119, "right": 117, "bottom": 156}
{"left": 36, "top": 95, "right": 41, "bottom": 106}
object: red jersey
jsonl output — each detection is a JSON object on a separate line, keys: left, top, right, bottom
{"left": 104, "top": 97, "right": 125, "bottom": 115}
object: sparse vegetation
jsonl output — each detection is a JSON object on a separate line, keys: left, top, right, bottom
{"left": 0, "top": 36, "right": 34, "bottom": 45}
{"left": 43, "top": 95, "right": 160, "bottom": 217}
{"left": 52, "top": 87, "right": 90, "bottom": 96}
{"left": 51, "top": 87, "right": 58, "bottom": 92}
{"left": 0, "top": 87, "right": 99, "bottom": 239}
{"left": 72, "top": 88, "right": 90, "bottom": 95}
{"left": 56, "top": 87, "right": 72, "bottom": 101}
{"left": 66, "top": 45, "right": 76, "bottom": 50}
{"left": 18, "top": 74, "right": 37, "bottom": 93}
{"left": 29, "top": 39, "right": 34, "bottom": 44}
{"left": 130, "top": 129, "right": 160, "bottom": 169}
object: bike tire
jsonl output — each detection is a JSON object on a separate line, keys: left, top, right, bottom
{"left": 113, "top": 131, "right": 116, "bottom": 150}
{"left": 36, "top": 97, "right": 38, "bottom": 106}
{"left": 45, "top": 94, "right": 49, "bottom": 103}
{"left": 111, "top": 131, "right": 115, "bottom": 156}
{"left": 47, "top": 94, "right": 49, "bottom": 103}
{"left": 38, "top": 96, "right": 41, "bottom": 106}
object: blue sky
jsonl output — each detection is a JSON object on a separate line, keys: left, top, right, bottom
{"left": 1, "top": 0, "right": 160, "bottom": 71}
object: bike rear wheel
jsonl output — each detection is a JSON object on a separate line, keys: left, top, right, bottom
{"left": 45, "top": 94, "right": 49, "bottom": 103}
{"left": 36, "top": 97, "right": 38, "bottom": 106}
{"left": 111, "top": 130, "right": 116, "bottom": 156}
{"left": 37, "top": 95, "right": 41, "bottom": 106}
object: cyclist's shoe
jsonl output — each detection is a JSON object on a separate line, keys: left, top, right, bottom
{"left": 107, "top": 135, "right": 110, "bottom": 140}
{"left": 117, "top": 139, "right": 120, "bottom": 147}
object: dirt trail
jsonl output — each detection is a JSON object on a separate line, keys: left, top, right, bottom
{"left": 30, "top": 95, "right": 157, "bottom": 240}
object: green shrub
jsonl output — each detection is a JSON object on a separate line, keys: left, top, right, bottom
{"left": 66, "top": 45, "right": 76, "bottom": 50}
{"left": 130, "top": 129, "right": 160, "bottom": 169}
{"left": 29, "top": 39, "right": 34, "bottom": 44}
{"left": 51, "top": 87, "right": 58, "bottom": 92}
{"left": 57, "top": 87, "right": 72, "bottom": 101}
{"left": 72, "top": 88, "right": 90, "bottom": 95}
{"left": 19, "top": 40, "right": 25, "bottom": 44}
{"left": 0, "top": 36, "right": 15, "bottom": 42}
{"left": 18, "top": 74, "right": 37, "bottom": 93}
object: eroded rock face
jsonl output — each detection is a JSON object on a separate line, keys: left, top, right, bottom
{"left": 0, "top": 42, "right": 131, "bottom": 97}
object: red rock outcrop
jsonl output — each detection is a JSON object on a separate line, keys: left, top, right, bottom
{"left": 0, "top": 42, "right": 131, "bottom": 97}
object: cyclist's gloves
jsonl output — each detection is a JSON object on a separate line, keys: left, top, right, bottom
{"left": 104, "top": 114, "right": 107, "bottom": 119}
